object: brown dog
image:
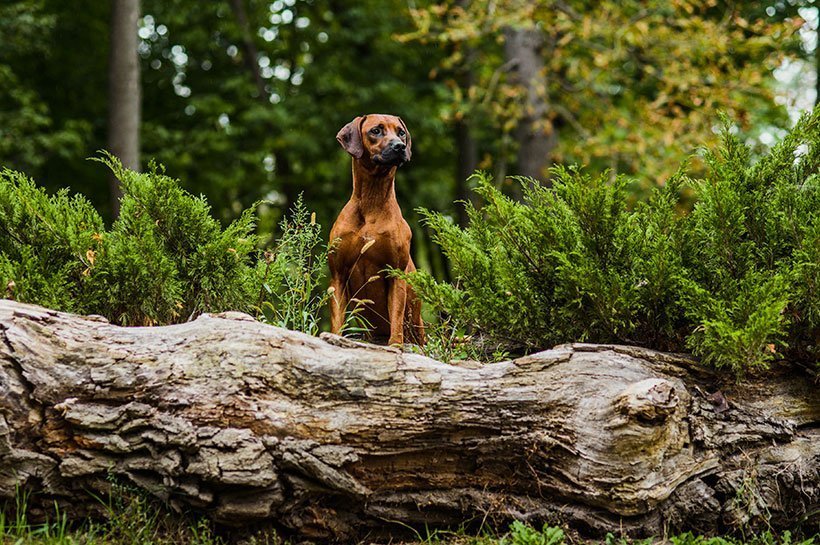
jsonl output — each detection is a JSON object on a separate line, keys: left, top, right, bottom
{"left": 328, "top": 114, "right": 424, "bottom": 345}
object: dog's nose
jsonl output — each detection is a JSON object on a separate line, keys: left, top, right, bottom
{"left": 390, "top": 140, "right": 406, "bottom": 152}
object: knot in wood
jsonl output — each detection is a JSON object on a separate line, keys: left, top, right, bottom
{"left": 616, "top": 378, "right": 679, "bottom": 424}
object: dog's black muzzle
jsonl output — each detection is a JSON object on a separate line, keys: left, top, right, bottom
{"left": 374, "top": 139, "right": 408, "bottom": 166}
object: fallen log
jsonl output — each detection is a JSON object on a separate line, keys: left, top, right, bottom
{"left": 0, "top": 300, "right": 817, "bottom": 541}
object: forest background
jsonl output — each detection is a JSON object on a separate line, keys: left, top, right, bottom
{"left": 2, "top": 0, "right": 818, "bottom": 281}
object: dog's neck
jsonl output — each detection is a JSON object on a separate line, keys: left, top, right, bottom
{"left": 351, "top": 159, "right": 399, "bottom": 214}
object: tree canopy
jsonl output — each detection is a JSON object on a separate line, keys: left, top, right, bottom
{"left": 0, "top": 0, "right": 816, "bottom": 233}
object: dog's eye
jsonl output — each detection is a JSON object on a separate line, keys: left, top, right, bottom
{"left": 397, "top": 129, "right": 406, "bottom": 138}
{"left": 369, "top": 127, "right": 381, "bottom": 136}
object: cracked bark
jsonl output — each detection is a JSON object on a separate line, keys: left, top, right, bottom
{"left": 0, "top": 300, "right": 817, "bottom": 541}
{"left": 107, "top": 0, "right": 141, "bottom": 216}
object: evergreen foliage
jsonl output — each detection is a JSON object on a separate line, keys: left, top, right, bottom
{"left": 0, "top": 156, "right": 324, "bottom": 328}
{"left": 0, "top": 155, "right": 361, "bottom": 335}
{"left": 406, "top": 110, "right": 820, "bottom": 376}
{"left": 0, "top": 168, "right": 104, "bottom": 311}
{"left": 682, "top": 114, "right": 820, "bottom": 372}
{"left": 91, "top": 155, "right": 259, "bottom": 325}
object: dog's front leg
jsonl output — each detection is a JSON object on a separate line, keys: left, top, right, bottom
{"left": 387, "top": 277, "right": 407, "bottom": 345}
{"left": 329, "top": 275, "right": 347, "bottom": 335}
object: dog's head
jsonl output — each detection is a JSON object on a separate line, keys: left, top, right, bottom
{"left": 336, "top": 114, "right": 412, "bottom": 166}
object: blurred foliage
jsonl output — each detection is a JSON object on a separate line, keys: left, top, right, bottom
{"left": 405, "top": 109, "right": 820, "bottom": 377}
{"left": 401, "top": 0, "right": 810, "bottom": 191}
{"left": 0, "top": 0, "right": 102, "bottom": 182}
{"left": 0, "top": 0, "right": 453, "bottom": 238}
{"left": 0, "top": 0, "right": 815, "bottom": 231}
{"left": 137, "top": 0, "right": 453, "bottom": 235}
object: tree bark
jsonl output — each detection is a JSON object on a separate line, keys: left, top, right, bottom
{"left": 455, "top": 117, "right": 478, "bottom": 227}
{"left": 107, "top": 0, "right": 141, "bottom": 217}
{"left": 454, "top": 0, "right": 479, "bottom": 227}
{"left": 503, "top": 27, "right": 555, "bottom": 185}
{"left": 0, "top": 300, "right": 817, "bottom": 542}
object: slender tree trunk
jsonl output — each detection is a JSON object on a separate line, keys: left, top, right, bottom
{"left": 455, "top": 115, "right": 478, "bottom": 189}
{"left": 107, "top": 0, "right": 141, "bottom": 217}
{"left": 229, "top": 0, "right": 268, "bottom": 102}
{"left": 494, "top": 133, "right": 510, "bottom": 191}
{"left": 454, "top": 1, "right": 479, "bottom": 227}
{"left": 455, "top": 118, "right": 478, "bottom": 226}
{"left": 503, "top": 27, "right": 555, "bottom": 186}
{"left": 1, "top": 300, "right": 818, "bottom": 542}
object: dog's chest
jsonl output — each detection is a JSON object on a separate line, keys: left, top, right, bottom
{"left": 333, "top": 220, "right": 410, "bottom": 268}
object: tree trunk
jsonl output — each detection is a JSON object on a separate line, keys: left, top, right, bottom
{"left": 0, "top": 300, "right": 817, "bottom": 542}
{"left": 107, "top": 0, "right": 141, "bottom": 217}
{"left": 454, "top": 0, "right": 479, "bottom": 227}
{"left": 503, "top": 27, "right": 555, "bottom": 185}
{"left": 455, "top": 118, "right": 478, "bottom": 227}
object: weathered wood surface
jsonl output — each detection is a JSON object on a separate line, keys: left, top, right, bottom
{"left": 0, "top": 300, "right": 818, "bottom": 541}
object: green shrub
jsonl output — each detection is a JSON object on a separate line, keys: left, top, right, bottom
{"left": 407, "top": 109, "right": 820, "bottom": 376}
{"left": 406, "top": 167, "right": 688, "bottom": 353}
{"left": 0, "top": 155, "right": 329, "bottom": 332}
{"left": 89, "top": 155, "right": 259, "bottom": 325}
{"left": 682, "top": 113, "right": 820, "bottom": 373}
{"left": 0, "top": 168, "right": 104, "bottom": 312}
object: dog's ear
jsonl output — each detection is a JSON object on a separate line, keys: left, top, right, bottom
{"left": 336, "top": 116, "right": 366, "bottom": 159}
{"left": 398, "top": 116, "right": 412, "bottom": 162}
